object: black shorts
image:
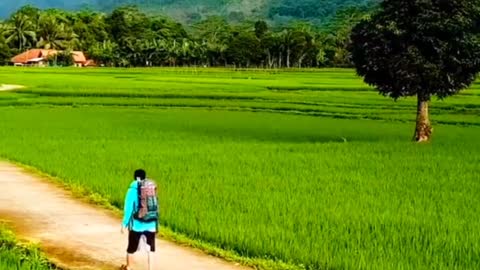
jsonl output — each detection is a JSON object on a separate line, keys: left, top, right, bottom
{"left": 127, "top": 231, "right": 156, "bottom": 254}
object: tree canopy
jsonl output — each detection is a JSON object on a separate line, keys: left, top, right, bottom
{"left": 349, "top": 0, "right": 480, "bottom": 142}
{"left": 0, "top": 4, "right": 374, "bottom": 68}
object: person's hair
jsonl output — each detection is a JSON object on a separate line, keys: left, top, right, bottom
{"left": 134, "top": 169, "right": 146, "bottom": 180}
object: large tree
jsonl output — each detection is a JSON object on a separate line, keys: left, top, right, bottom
{"left": 70, "top": 10, "right": 109, "bottom": 51}
{"left": 106, "top": 6, "right": 150, "bottom": 45}
{"left": 193, "top": 16, "right": 231, "bottom": 66}
{"left": 349, "top": 0, "right": 480, "bottom": 142}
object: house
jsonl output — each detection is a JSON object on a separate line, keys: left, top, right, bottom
{"left": 11, "top": 49, "right": 93, "bottom": 67}
{"left": 11, "top": 49, "right": 55, "bottom": 67}
{"left": 72, "top": 51, "right": 87, "bottom": 67}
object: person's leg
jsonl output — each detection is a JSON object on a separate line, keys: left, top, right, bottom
{"left": 147, "top": 252, "right": 153, "bottom": 270}
{"left": 126, "top": 254, "right": 134, "bottom": 270}
{"left": 145, "top": 232, "right": 156, "bottom": 270}
{"left": 125, "top": 231, "right": 141, "bottom": 269}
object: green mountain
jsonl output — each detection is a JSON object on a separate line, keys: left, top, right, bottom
{"left": 0, "top": 0, "right": 377, "bottom": 25}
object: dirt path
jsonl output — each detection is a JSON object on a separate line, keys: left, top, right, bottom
{"left": 0, "top": 162, "right": 248, "bottom": 270}
{"left": 0, "top": 84, "right": 24, "bottom": 91}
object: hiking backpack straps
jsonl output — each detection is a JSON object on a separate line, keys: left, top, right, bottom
{"left": 133, "top": 179, "right": 159, "bottom": 224}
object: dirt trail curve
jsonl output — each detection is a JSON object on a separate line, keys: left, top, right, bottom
{"left": 0, "top": 162, "right": 249, "bottom": 270}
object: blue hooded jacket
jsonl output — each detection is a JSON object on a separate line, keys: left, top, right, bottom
{"left": 122, "top": 180, "right": 157, "bottom": 232}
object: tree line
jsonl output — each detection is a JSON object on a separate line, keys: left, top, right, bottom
{"left": 0, "top": 5, "right": 373, "bottom": 67}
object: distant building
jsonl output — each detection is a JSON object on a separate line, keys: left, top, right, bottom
{"left": 11, "top": 49, "right": 95, "bottom": 67}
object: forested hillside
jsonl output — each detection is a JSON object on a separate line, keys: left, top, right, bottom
{"left": 0, "top": 0, "right": 377, "bottom": 25}
{"left": 0, "top": 0, "right": 378, "bottom": 68}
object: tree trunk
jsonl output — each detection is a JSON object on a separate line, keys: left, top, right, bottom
{"left": 267, "top": 50, "right": 273, "bottom": 68}
{"left": 278, "top": 52, "right": 282, "bottom": 68}
{"left": 298, "top": 53, "right": 306, "bottom": 68}
{"left": 413, "top": 94, "right": 432, "bottom": 142}
{"left": 286, "top": 48, "right": 291, "bottom": 68}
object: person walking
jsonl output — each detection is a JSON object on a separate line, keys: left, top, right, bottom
{"left": 121, "top": 169, "right": 159, "bottom": 270}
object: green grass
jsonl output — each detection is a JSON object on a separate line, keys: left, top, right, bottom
{"left": 0, "top": 67, "right": 479, "bottom": 269}
{"left": 1, "top": 67, "right": 479, "bottom": 126}
{"left": 0, "top": 227, "right": 56, "bottom": 270}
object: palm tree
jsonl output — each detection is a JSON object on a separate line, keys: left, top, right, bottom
{"left": 63, "top": 26, "right": 80, "bottom": 50}
{"left": 144, "top": 38, "right": 168, "bottom": 66}
{"left": 5, "top": 13, "right": 36, "bottom": 51}
{"left": 180, "top": 38, "right": 191, "bottom": 65}
{"left": 88, "top": 40, "right": 118, "bottom": 67}
{"left": 315, "top": 33, "right": 336, "bottom": 66}
{"left": 36, "top": 13, "right": 76, "bottom": 50}
{"left": 123, "top": 38, "right": 142, "bottom": 67}
{"left": 193, "top": 16, "right": 231, "bottom": 66}
{"left": 0, "top": 22, "right": 12, "bottom": 64}
{"left": 0, "top": 22, "right": 8, "bottom": 39}
{"left": 166, "top": 39, "right": 180, "bottom": 67}
{"left": 191, "top": 40, "right": 207, "bottom": 66}
{"left": 280, "top": 30, "right": 293, "bottom": 68}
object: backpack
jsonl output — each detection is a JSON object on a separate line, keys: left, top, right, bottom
{"left": 133, "top": 179, "right": 159, "bottom": 223}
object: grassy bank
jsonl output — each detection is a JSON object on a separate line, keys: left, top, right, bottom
{"left": 0, "top": 226, "right": 57, "bottom": 270}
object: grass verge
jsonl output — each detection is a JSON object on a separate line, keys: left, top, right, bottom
{"left": 0, "top": 225, "right": 59, "bottom": 270}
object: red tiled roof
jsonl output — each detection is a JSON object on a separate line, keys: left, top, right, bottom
{"left": 84, "top": 60, "right": 97, "bottom": 67}
{"left": 12, "top": 49, "right": 44, "bottom": 64}
{"left": 72, "top": 51, "right": 87, "bottom": 63}
{"left": 40, "top": 49, "right": 58, "bottom": 59}
{"left": 11, "top": 49, "right": 88, "bottom": 64}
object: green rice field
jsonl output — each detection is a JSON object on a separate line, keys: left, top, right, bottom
{"left": 0, "top": 67, "right": 479, "bottom": 269}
